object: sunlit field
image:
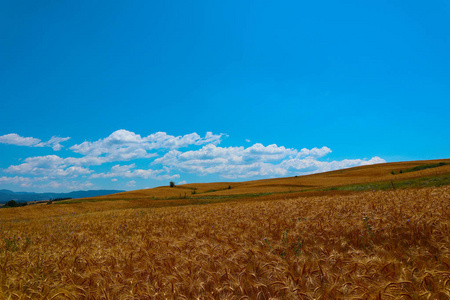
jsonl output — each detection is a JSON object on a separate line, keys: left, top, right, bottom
{"left": 0, "top": 185, "right": 448, "bottom": 299}
{"left": 74, "top": 159, "right": 450, "bottom": 202}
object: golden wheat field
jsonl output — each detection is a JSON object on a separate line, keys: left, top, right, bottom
{"left": 78, "top": 159, "right": 450, "bottom": 202}
{"left": 0, "top": 185, "right": 449, "bottom": 299}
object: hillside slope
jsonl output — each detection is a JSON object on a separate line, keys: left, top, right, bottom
{"left": 76, "top": 158, "right": 450, "bottom": 202}
{"left": 0, "top": 189, "right": 125, "bottom": 203}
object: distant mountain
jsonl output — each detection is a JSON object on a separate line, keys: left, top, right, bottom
{"left": 0, "top": 189, "right": 15, "bottom": 195}
{"left": 0, "top": 190, "right": 125, "bottom": 203}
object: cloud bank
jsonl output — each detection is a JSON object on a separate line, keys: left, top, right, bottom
{"left": 0, "top": 129, "right": 386, "bottom": 191}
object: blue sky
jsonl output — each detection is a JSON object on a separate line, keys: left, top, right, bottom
{"left": 1, "top": 0, "right": 449, "bottom": 192}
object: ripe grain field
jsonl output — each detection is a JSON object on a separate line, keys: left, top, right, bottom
{"left": 0, "top": 186, "right": 449, "bottom": 299}
{"left": 73, "top": 159, "right": 450, "bottom": 202}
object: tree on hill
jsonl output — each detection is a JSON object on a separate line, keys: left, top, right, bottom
{"left": 170, "top": 181, "right": 175, "bottom": 188}
{"left": 6, "top": 200, "right": 18, "bottom": 207}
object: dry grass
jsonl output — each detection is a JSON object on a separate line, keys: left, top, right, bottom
{"left": 0, "top": 186, "right": 449, "bottom": 299}
{"left": 75, "top": 159, "right": 450, "bottom": 202}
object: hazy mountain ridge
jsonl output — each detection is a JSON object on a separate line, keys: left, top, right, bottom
{"left": 0, "top": 189, "right": 125, "bottom": 203}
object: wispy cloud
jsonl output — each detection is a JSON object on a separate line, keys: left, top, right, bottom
{"left": 90, "top": 164, "right": 179, "bottom": 180}
{"left": 37, "top": 136, "right": 71, "bottom": 151}
{"left": 0, "top": 176, "right": 91, "bottom": 190}
{"left": 0, "top": 176, "right": 35, "bottom": 187}
{"left": 0, "top": 133, "right": 41, "bottom": 146}
{"left": 38, "top": 180, "right": 95, "bottom": 191}
{"left": 126, "top": 180, "right": 136, "bottom": 187}
{"left": 279, "top": 156, "right": 386, "bottom": 175}
{"left": 0, "top": 133, "right": 70, "bottom": 151}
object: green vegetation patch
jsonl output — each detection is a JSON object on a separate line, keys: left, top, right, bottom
{"left": 327, "top": 172, "right": 450, "bottom": 192}
{"left": 393, "top": 162, "right": 449, "bottom": 175}
{"left": 404, "top": 162, "right": 449, "bottom": 172}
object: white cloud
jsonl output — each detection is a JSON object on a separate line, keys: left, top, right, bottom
{"left": 75, "top": 181, "right": 95, "bottom": 190}
{"left": 153, "top": 143, "right": 300, "bottom": 176}
{"left": 280, "top": 156, "right": 386, "bottom": 174}
{"left": 70, "top": 130, "right": 144, "bottom": 156}
{"left": 297, "top": 146, "right": 332, "bottom": 158}
{"left": 244, "top": 143, "right": 298, "bottom": 162}
{"left": 0, "top": 133, "right": 41, "bottom": 146}
{"left": 64, "top": 156, "right": 108, "bottom": 166}
{"left": 1, "top": 130, "right": 225, "bottom": 175}
{"left": 127, "top": 180, "right": 136, "bottom": 187}
{"left": 66, "top": 130, "right": 223, "bottom": 166}
{"left": 38, "top": 180, "right": 95, "bottom": 191}
{"left": 0, "top": 176, "right": 76, "bottom": 190}
{"left": 111, "top": 178, "right": 118, "bottom": 182}
{"left": 178, "top": 180, "right": 187, "bottom": 185}
{"left": 5, "top": 155, "right": 64, "bottom": 175}
{"left": 90, "top": 164, "right": 179, "bottom": 180}
{"left": 154, "top": 143, "right": 385, "bottom": 179}
{"left": 70, "top": 130, "right": 224, "bottom": 159}
{"left": 5, "top": 155, "right": 92, "bottom": 178}
{"left": 0, "top": 134, "right": 70, "bottom": 151}
{"left": 154, "top": 143, "right": 299, "bottom": 166}
{"left": 59, "top": 166, "right": 92, "bottom": 177}
{"left": 36, "top": 136, "right": 71, "bottom": 151}
{"left": 45, "top": 181, "right": 61, "bottom": 189}
{"left": 0, "top": 176, "right": 34, "bottom": 187}
{"left": 361, "top": 156, "right": 386, "bottom": 165}
{"left": 245, "top": 139, "right": 251, "bottom": 143}
{"left": 0, "top": 176, "right": 55, "bottom": 188}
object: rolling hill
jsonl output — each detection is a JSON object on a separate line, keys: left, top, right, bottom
{"left": 0, "top": 189, "right": 125, "bottom": 203}
{"left": 74, "top": 158, "right": 450, "bottom": 203}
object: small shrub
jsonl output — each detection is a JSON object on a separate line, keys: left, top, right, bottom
{"left": 170, "top": 181, "right": 175, "bottom": 188}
